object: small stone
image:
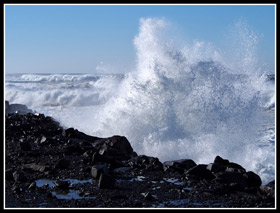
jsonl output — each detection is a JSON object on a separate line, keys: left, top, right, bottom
{"left": 142, "top": 192, "right": 156, "bottom": 201}
{"left": 40, "top": 136, "right": 47, "bottom": 144}
{"left": 91, "top": 164, "right": 109, "bottom": 179}
{"left": 12, "top": 185, "right": 23, "bottom": 194}
{"left": 28, "top": 182, "right": 36, "bottom": 190}
{"left": 13, "top": 171, "right": 26, "bottom": 182}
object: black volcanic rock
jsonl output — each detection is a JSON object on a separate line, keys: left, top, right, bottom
{"left": 215, "top": 171, "right": 248, "bottom": 188}
{"left": 62, "top": 128, "right": 100, "bottom": 143}
{"left": 214, "top": 156, "right": 230, "bottom": 165}
{"left": 55, "top": 158, "right": 70, "bottom": 170}
{"left": 91, "top": 164, "right": 109, "bottom": 179}
{"left": 5, "top": 101, "right": 33, "bottom": 115}
{"left": 96, "top": 135, "right": 136, "bottom": 160}
{"left": 12, "top": 171, "right": 26, "bottom": 182}
{"left": 54, "top": 180, "right": 70, "bottom": 190}
{"left": 207, "top": 163, "right": 226, "bottom": 173}
{"left": 4, "top": 108, "right": 275, "bottom": 208}
{"left": 98, "top": 173, "right": 115, "bottom": 189}
{"left": 186, "top": 164, "right": 216, "bottom": 180}
{"left": 126, "top": 155, "right": 163, "bottom": 171}
{"left": 163, "top": 159, "right": 196, "bottom": 173}
{"left": 243, "top": 171, "right": 262, "bottom": 187}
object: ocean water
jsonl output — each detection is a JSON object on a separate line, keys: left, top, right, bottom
{"left": 5, "top": 18, "right": 275, "bottom": 184}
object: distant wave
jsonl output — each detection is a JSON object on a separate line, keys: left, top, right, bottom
{"left": 5, "top": 73, "right": 125, "bottom": 83}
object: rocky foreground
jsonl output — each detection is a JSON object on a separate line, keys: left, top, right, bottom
{"left": 5, "top": 109, "right": 275, "bottom": 208}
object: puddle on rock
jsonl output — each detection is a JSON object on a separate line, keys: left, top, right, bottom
{"left": 52, "top": 190, "right": 96, "bottom": 200}
{"left": 163, "top": 178, "right": 185, "bottom": 186}
{"left": 35, "top": 179, "right": 56, "bottom": 188}
{"left": 35, "top": 178, "right": 96, "bottom": 200}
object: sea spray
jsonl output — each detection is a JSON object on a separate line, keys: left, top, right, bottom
{"left": 94, "top": 18, "right": 275, "bottom": 183}
{"left": 5, "top": 18, "right": 275, "bottom": 184}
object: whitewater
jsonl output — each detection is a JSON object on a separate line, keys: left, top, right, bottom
{"left": 5, "top": 18, "right": 275, "bottom": 184}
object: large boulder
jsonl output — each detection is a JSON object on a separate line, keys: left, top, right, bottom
{"left": 215, "top": 171, "right": 248, "bottom": 188}
{"left": 206, "top": 163, "right": 227, "bottom": 173}
{"left": 62, "top": 128, "right": 100, "bottom": 143}
{"left": 214, "top": 156, "right": 229, "bottom": 165}
{"left": 163, "top": 159, "right": 196, "bottom": 173}
{"left": 127, "top": 155, "right": 163, "bottom": 171}
{"left": 5, "top": 101, "right": 33, "bottom": 115}
{"left": 207, "top": 156, "right": 246, "bottom": 174}
{"left": 243, "top": 171, "right": 262, "bottom": 187}
{"left": 186, "top": 164, "right": 216, "bottom": 180}
{"left": 94, "top": 136, "right": 137, "bottom": 162}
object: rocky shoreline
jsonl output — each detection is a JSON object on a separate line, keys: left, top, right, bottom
{"left": 5, "top": 104, "right": 275, "bottom": 208}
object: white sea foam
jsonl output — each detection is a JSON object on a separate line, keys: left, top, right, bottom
{"left": 5, "top": 18, "right": 275, "bottom": 184}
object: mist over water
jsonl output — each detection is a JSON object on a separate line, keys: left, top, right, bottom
{"left": 5, "top": 18, "right": 275, "bottom": 184}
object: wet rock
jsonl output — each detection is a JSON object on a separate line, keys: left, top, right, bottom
{"left": 206, "top": 163, "right": 226, "bottom": 173}
{"left": 23, "top": 163, "right": 50, "bottom": 172}
{"left": 260, "top": 180, "right": 275, "bottom": 198}
{"left": 113, "top": 167, "right": 133, "bottom": 174}
{"left": 54, "top": 180, "right": 70, "bottom": 190}
{"left": 228, "top": 182, "right": 244, "bottom": 192}
{"left": 186, "top": 164, "right": 215, "bottom": 180}
{"left": 127, "top": 155, "right": 163, "bottom": 171}
{"left": 95, "top": 136, "right": 136, "bottom": 161}
{"left": 5, "top": 169, "right": 14, "bottom": 181}
{"left": 214, "top": 156, "right": 230, "bottom": 165}
{"left": 40, "top": 136, "right": 47, "bottom": 145}
{"left": 91, "top": 164, "right": 109, "bottom": 179}
{"left": 142, "top": 192, "right": 156, "bottom": 201}
{"left": 225, "top": 167, "right": 245, "bottom": 174}
{"left": 5, "top": 101, "right": 33, "bottom": 115}
{"left": 65, "top": 142, "right": 82, "bottom": 154}
{"left": 12, "top": 185, "right": 23, "bottom": 194}
{"left": 62, "top": 128, "right": 100, "bottom": 143}
{"left": 243, "top": 171, "right": 262, "bottom": 187}
{"left": 98, "top": 173, "right": 115, "bottom": 189}
{"left": 28, "top": 182, "right": 36, "bottom": 190}
{"left": 19, "top": 142, "right": 31, "bottom": 151}
{"left": 226, "top": 163, "right": 246, "bottom": 173}
{"left": 46, "top": 192, "right": 54, "bottom": 198}
{"left": 13, "top": 171, "right": 26, "bottom": 182}
{"left": 91, "top": 152, "right": 103, "bottom": 164}
{"left": 164, "top": 159, "right": 196, "bottom": 173}
{"left": 216, "top": 171, "right": 248, "bottom": 188}
{"left": 55, "top": 158, "right": 70, "bottom": 169}
{"left": 4, "top": 109, "right": 275, "bottom": 208}
{"left": 111, "top": 194, "right": 128, "bottom": 200}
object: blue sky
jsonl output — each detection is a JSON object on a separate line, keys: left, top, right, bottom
{"left": 5, "top": 4, "right": 275, "bottom": 74}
